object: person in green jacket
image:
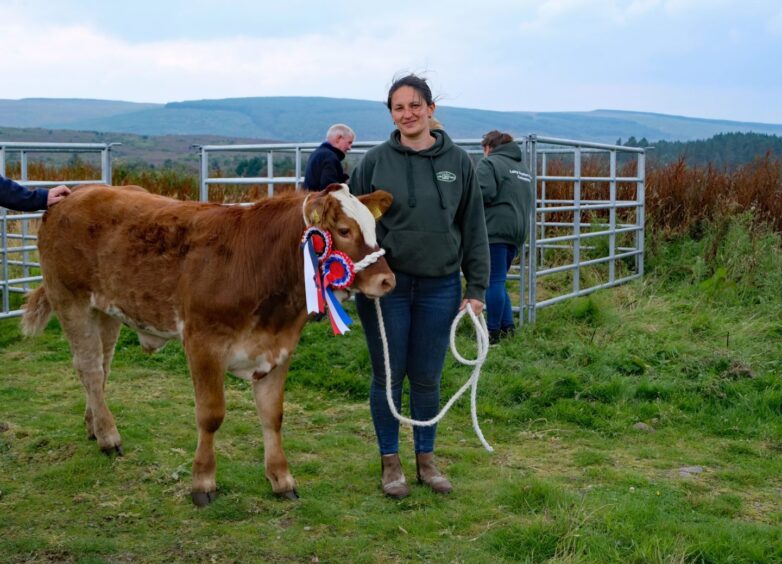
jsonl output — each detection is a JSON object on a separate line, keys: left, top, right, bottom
{"left": 476, "top": 130, "right": 534, "bottom": 344}
{"left": 350, "top": 74, "right": 489, "bottom": 499}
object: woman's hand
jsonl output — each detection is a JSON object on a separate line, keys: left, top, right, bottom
{"left": 459, "top": 298, "right": 484, "bottom": 316}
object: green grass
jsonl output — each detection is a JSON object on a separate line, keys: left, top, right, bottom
{"left": 1, "top": 214, "right": 781, "bottom": 562}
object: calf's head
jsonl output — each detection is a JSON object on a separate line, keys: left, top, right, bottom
{"left": 304, "top": 184, "right": 395, "bottom": 298}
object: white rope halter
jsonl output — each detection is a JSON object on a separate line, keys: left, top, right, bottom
{"left": 302, "top": 192, "right": 386, "bottom": 276}
{"left": 373, "top": 298, "right": 494, "bottom": 452}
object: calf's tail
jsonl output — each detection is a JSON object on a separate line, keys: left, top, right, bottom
{"left": 21, "top": 286, "right": 53, "bottom": 336}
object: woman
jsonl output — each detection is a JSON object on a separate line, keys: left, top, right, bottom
{"left": 476, "top": 130, "right": 534, "bottom": 344}
{"left": 350, "top": 74, "right": 489, "bottom": 498}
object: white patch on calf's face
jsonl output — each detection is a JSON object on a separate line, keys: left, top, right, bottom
{"left": 331, "top": 185, "right": 378, "bottom": 247}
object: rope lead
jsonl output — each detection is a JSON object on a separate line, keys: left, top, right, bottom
{"left": 373, "top": 298, "right": 494, "bottom": 452}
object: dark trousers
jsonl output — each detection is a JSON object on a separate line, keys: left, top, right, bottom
{"left": 487, "top": 243, "right": 518, "bottom": 332}
{"left": 356, "top": 271, "right": 461, "bottom": 455}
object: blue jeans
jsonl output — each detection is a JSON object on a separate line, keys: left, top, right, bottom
{"left": 356, "top": 271, "right": 461, "bottom": 455}
{"left": 487, "top": 243, "right": 518, "bottom": 332}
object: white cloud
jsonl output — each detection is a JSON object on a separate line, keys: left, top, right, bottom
{"left": 0, "top": 1, "right": 780, "bottom": 122}
{"left": 0, "top": 11, "right": 432, "bottom": 103}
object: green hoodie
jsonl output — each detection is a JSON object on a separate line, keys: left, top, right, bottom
{"left": 476, "top": 141, "right": 534, "bottom": 247}
{"left": 350, "top": 129, "right": 489, "bottom": 301}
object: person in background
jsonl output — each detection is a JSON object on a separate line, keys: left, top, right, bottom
{"left": 303, "top": 123, "right": 355, "bottom": 191}
{"left": 476, "top": 130, "right": 534, "bottom": 344}
{"left": 0, "top": 174, "right": 70, "bottom": 211}
{"left": 350, "top": 74, "right": 489, "bottom": 499}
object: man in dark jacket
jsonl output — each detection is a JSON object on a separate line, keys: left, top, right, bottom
{"left": 303, "top": 124, "right": 355, "bottom": 191}
{"left": 1, "top": 174, "right": 70, "bottom": 211}
{"left": 476, "top": 130, "right": 534, "bottom": 344}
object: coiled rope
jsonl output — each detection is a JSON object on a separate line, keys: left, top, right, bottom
{"left": 373, "top": 298, "right": 494, "bottom": 452}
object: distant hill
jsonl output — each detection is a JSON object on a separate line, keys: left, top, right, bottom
{"left": 2, "top": 97, "right": 782, "bottom": 144}
{"left": 0, "top": 126, "right": 274, "bottom": 168}
{"left": 0, "top": 98, "right": 160, "bottom": 129}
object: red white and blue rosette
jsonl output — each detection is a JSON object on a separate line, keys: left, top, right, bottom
{"left": 321, "top": 251, "right": 356, "bottom": 290}
{"left": 301, "top": 227, "right": 332, "bottom": 262}
{"left": 301, "top": 227, "right": 332, "bottom": 315}
{"left": 321, "top": 251, "right": 356, "bottom": 335}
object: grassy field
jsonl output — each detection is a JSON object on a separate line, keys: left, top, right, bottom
{"left": 1, "top": 209, "right": 781, "bottom": 562}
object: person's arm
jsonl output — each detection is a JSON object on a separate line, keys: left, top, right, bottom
{"left": 457, "top": 161, "right": 490, "bottom": 305}
{"left": 476, "top": 158, "right": 498, "bottom": 205}
{"left": 0, "top": 175, "right": 49, "bottom": 212}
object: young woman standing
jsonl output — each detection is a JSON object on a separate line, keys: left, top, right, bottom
{"left": 477, "top": 130, "right": 534, "bottom": 343}
{"left": 350, "top": 74, "right": 489, "bottom": 498}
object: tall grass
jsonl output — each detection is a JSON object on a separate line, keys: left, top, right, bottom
{"left": 646, "top": 153, "right": 782, "bottom": 235}
{"left": 7, "top": 150, "right": 781, "bottom": 235}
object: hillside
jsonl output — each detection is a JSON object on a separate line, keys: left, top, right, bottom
{"left": 0, "top": 99, "right": 160, "bottom": 129}
{"left": 2, "top": 97, "right": 782, "bottom": 144}
{"left": 0, "top": 126, "right": 274, "bottom": 168}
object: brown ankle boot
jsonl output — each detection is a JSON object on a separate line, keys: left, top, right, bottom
{"left": 381, "top": 453, "right": 410, "bottom": 499}
{"left": 416, "top": 452, "right": 453, "bottom": 494}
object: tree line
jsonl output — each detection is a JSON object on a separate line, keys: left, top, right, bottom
{"left": 618, "top": 132, "right": 782, "bottom": 169}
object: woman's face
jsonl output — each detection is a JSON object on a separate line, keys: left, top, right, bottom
{"left": 390, "top": 86, "right": 435, "bottom": 139}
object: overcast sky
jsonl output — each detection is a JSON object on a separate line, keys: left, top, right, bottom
{"left": 2, "top": 0, "right": 781, "bottom": 123}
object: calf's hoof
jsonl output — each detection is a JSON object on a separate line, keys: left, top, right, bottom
{"left": 276, "top": 489, "right": 299, "bottom": 501}
{"left": 100, "top": 444, "right": 124, "bottom": 456}
{"left": 191, "top": 490, "right": 217, "bottom": 507}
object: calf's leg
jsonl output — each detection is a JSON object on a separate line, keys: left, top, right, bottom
{"left": 186, "top": 344, "right": 226, "bottom": 507}
{"left": 252, "top": 359, "right": 297, "bottom": 499}
{"left": 59, "top": 304, "right": 123, "bottom": 454}
{"left": 85, "top": 312, "right": 122, "bottom": 441}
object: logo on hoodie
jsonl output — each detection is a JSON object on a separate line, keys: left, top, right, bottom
{"left": 436, "top": 171, "right": 457, "bottom": 183}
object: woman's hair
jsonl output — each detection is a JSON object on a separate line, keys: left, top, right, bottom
{"left": 481, "top": 130, "right": 514, "bottom": 149}
{"left": 386, "top": 74, "right": 434, "bottom": 110}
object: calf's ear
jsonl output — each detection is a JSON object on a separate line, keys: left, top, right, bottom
{"left": 358, "top": 190, "right": 394, "bottom": 221}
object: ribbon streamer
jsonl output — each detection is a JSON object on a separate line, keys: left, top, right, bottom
{"left": 321, "top": 251, "right": 356, "bottom": 335}
{"left": 301, "top": 229, "right": 358, "bottom": 334}
{"left": 301, "top": 228, "right": 332, "bottom": 314}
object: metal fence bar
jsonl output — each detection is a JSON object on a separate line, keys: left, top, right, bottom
{"left": 527, "top": 136, "right": 540, "bottom": 324}
{"left": 1, "top": 214, "right": 9, "bottom": 315}
{"left": 572, "top": 147, "right": 582, "bottom": 296}
{"left": 0, "top": 142, "right": 114, "bottom": 319}
{"left": 636, "top": 151, "right": 646, "bottom": 277}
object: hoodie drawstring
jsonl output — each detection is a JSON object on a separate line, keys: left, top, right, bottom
{"left": 405, "top": 153, "right": 417, "bottom": 208}
{"left": 429, "top": 157, "right": 447, "bottom": 209}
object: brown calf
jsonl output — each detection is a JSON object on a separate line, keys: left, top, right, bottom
{"left": 22, "top": 183, "right": 394, "bottom": 506}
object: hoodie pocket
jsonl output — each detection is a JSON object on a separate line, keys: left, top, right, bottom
{"left": 383, "top": 229, "right": 460, "bottom": 276}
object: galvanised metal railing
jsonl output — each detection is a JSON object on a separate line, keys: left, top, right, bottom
{"left": 197, "top": 136, "right": 646, "bottom": 324}
{"left": 0, "top": 137, "right": 645, "bottom": 322}
{"left": 0, "top": 142, "right": 115, "bottom": 319}
{"left": 522, "top": 135, "right": 645, "bottom": 324}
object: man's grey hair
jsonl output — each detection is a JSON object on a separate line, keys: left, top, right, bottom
{"left": 326, "top": 123, "right": 355, "bottom": 141}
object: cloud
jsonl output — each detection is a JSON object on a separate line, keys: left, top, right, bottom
{"left": 0, "top": 10, "right": 432, "bottom": 103}
{"left": 1, "top": 1, "right": 780, "bottom": 122}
